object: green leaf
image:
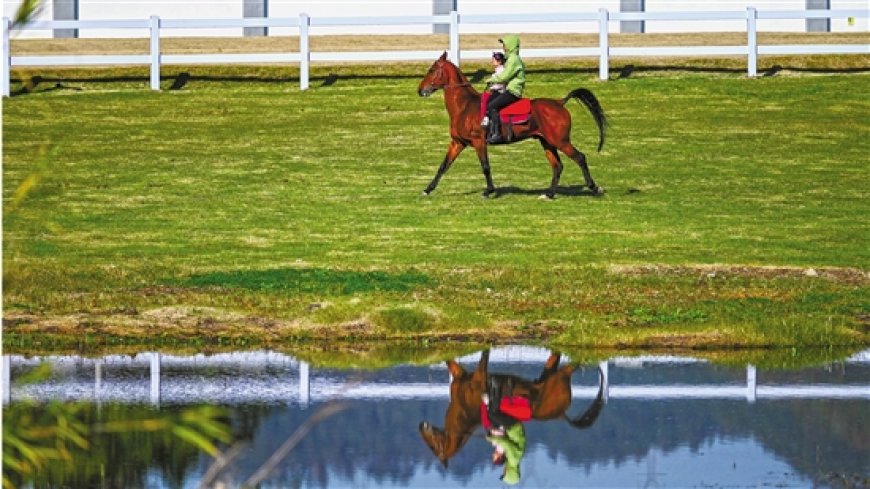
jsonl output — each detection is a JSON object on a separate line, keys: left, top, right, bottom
{"left": 171, "top": 425, "right": 221, "bottom": 457}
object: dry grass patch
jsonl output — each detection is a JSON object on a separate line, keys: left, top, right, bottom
{"left": 608, "top": 264, "right": 869, "bottom": 284}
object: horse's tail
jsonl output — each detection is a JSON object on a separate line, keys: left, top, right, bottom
{"left": 561, "top": 88, "right": 607, "bottom": 152}
{"left": 562, "top": 367, "right": 606, "bottom": 429}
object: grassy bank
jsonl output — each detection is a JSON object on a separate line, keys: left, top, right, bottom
{"left": 3, "top": 47, "right": 868, "bottom": 354}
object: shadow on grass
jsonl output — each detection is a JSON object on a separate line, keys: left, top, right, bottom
{"left": 464, "top": 185, "right": 606, "bottom": 198}
{"left": 172, "top": 267, "right": 435, "bottom": 295}
{"left": 9, "top": 63, "right": 869, "bottom": 96}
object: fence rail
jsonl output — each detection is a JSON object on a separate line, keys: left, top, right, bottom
{"left": 2, "top": 7, "right": 868, "bottom": 96}
{"left": 5, "top": 352, "right": 869, "bottom": 406}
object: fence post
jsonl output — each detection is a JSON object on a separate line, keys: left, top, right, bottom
{"left": 449, "top": 10, "right": 460, "bottom": 65}
{"left": 149, "top": 352, "right": 161, "bottom": 406}
{"left": 746, "top": 7, "right": 758, "bottom": 77}
{"left": 598, "top": 8, "right": 610, "bottom": 81}
{"left": 299, "top": 361, "right": 310, "bottom": 408}
{"left": 149, "top": 15, "right": 160, "bottom": 90}
{"left": 94, "top": 359, "right": 103, "bottom": 408}
{"left": 299, "top": 13, "right": 310, "bottom": 90}
{"left": 2, "top": 355, "right": 10, "bottom": 405}
{"left": 746, "top": 364, "right": 757, "bottom": 403}
{"left": 2, "top": 17, "right": 10, "bottom": 97}
{"left": 598, "top": 360, "right": 609, "bottom": 402}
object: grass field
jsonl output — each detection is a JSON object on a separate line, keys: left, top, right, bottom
{"left": 2, "top": 37, "right": 869, "bottom": 355}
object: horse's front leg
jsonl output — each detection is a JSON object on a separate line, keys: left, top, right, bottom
{"left": 423, "top": 140, "right": 466, "bottom": 196}
{"left": 472, "top": 142, "right": 496, "bottom": 198}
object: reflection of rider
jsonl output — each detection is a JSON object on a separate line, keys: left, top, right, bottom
{"left": 484, "top": 34, "right": 525, "bottom": 144}
{"left": 487, "top": 422, "right": 525, "bottom": 485}
{"left": 481, "top": 378, "right": 529, "bottom": 485}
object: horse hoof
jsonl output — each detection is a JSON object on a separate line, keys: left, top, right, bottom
{"left": 539, "top": 193, "right": 555, "bottom": 200}
{"left": 592, "top": 185, "right": 606, "bottom": 196}
{"left": 422, "top": 190, "right": 431, "bottom": 196}
{"left": 482, "top": 189, "right": 495, "bottom": 199}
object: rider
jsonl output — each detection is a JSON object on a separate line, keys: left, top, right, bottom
{"left": 481, "top": 377, "right": 529, "bottom": 485}
{"left": 480, "top": 51, "right": 506, "bottom": 127}
{"left": 484, "top": 34, "right": 526, "bottom": 144}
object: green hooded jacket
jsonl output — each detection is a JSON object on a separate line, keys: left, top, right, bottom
{"left": 486, "top": 423, "right": 526, "bottom": 485}
{"left": 487, "top": 34, "right": 525, "bottom": 97}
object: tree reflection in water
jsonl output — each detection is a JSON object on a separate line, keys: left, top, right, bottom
{"left": 2, "top": 400, "right": 231, "bottom": 489}
{"left": 2, "top": 360, "right": 348, "bottom": 489}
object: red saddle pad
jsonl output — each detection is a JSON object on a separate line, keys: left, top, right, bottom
{"left": 480, "top": 396, "right": 533, "bottom": 429}
{"left": 500, "top": 98, "right": 531, "bottom": 124}
{"left": 500, "top": 98, "right": 531, "bottom": 116}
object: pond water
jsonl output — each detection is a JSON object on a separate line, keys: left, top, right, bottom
{"left": 3, "top": 347, "right": 869, "bottom": 488}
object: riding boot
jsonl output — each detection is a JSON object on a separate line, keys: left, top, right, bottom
{"left": 486, "top": 112, "right": 502, "bottom": 144}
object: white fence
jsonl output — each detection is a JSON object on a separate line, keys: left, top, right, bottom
{"left": 5, "top": 349, "right": 870, "bottom": 406}
{"left": 2, "top": 7, "right": 868, "bottom": 96}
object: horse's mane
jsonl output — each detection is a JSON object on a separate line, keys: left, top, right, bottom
{"left": 443, "top": 58, "right": 478, "bottom": 95}
{"left": 449, "top": 60, "right": 471, "bottom": 84}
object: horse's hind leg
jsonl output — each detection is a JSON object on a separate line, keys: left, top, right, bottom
{"left": 424, "top": 140, "right": 466, "bottom": 195}
{"left": 535, "top": 352, "right": 563, "bottom": 382}
{"left": 558, "top": 142, "right": 605, "bottom": 195}
{"left": 539, "top": 139, "right": 563, "bottom": 199}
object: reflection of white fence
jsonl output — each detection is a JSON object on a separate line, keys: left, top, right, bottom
{"left": 4, "top": 348, "right": 869, "bottom": 407}
{"left": 3, "top": 7, "right": 868, "bottom": 96}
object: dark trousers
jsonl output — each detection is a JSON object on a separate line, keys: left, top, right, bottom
{"left": 486, "top": 91, "right": 519, "bottom": 142}
{"left": 486, "top": 91, "right": 519, "bottom": 120}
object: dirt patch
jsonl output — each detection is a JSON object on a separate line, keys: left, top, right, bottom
{"left": 1, "top": 310, "right": 548, "bottom": 354}
{"left": 639, "top": 332, "right": 733, "bottom": 349}
{"left": 141, "top": 306, "right": 246, "bottom": 324}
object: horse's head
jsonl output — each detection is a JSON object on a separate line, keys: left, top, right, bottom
{"left": 418, "top": 421, "right": 455, "bottom": 467}
{"left": 418, "top": 350, "right": 490, "bottom": 466}
{"left": 417, "top": 51, "right": 453, "bottom": 97}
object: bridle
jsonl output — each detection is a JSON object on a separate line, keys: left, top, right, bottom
{"left": 422, "top": 63, "right": 473, "bottom": 92}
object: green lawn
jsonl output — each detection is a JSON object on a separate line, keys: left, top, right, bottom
{"left": 3, "top": 59, "right": 868, "bottom": 353}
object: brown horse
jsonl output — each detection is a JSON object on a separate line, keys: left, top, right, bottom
{"left": 417, "top": 52, "right": 608, "bottom": 199}
{"left": 418, "top": 349, "right": 605, "bottom": 467}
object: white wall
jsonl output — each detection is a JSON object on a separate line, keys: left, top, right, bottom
{"left": 3, "top": 0, "right": 867, "bottom": 38}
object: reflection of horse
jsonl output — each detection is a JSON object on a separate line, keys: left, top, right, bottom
{"left": 417, "top": 52, "right": 608, "bottom": 199}
{"left": 419, "top": 350, "right": 605, "bottom": 467}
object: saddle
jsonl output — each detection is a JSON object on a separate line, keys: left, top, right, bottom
{"left": 497, "top": 99, "right": 531, "bottom": 124}
{"left": 480, "top": 93, "right": 532, "bottom": 124}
